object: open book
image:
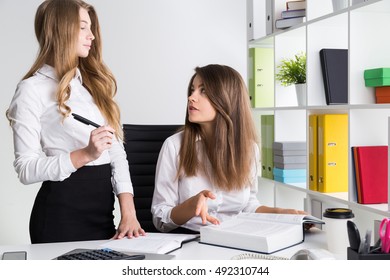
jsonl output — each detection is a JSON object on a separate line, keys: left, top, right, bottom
{"left": 199, "top": 213, "right": 324, "bottom": 254}
{"left": 99, "top": 232, "right": 199, "bottom": 254}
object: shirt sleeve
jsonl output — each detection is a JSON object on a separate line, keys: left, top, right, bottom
{"left": 242, "top": 144, "right": 262, "bottom": 213}
{"left": 151, "top": 136, "right": 181, "bottom": 232}
{"left": 8, "top": 80, "right": 76, "bottom": 185}
{"left": 109, "top": 139, "right": 134, "bottom": 196}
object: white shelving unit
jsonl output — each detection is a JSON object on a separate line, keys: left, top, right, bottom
{"left": 249, "top": 0, "right": 390, "bottom": 233}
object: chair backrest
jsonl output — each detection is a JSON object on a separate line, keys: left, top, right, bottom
{"left": 122, "top": 124, "right": 182, "bottom": 232}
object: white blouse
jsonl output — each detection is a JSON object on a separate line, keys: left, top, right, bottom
{"left": 151, "top": 131, "right": 261, "bottom": 232}
{"left": 7, "top": 64, "right": 133, "bottom": 195}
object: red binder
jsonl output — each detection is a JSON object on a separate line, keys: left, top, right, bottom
{"left": 353, "top": 146, "right": 388, "bottom": 204}
{"left": 352, "top": 147, "right": 362, "bottom": 203}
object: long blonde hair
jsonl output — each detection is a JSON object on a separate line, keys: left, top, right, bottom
{"left": 178, "top": 64, "right": 258, "bottom": 190}
{"left": 21, "top": 0, "right": 123, "bottom": 139}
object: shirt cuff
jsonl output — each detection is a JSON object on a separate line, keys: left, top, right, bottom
{"left": 61, "top": 153, "right": 77, "bottom": 177}
{"left": 244, "top": 202, "right": 262, "bottom": 213}
{"left": 113, "top": 182, "right": 134, "bottom": 196}
{"left": 161, "top": 207, "right": 174, "bottom": 224}
{"left": 158, "top": 207, "right": 180, "bottom": 232}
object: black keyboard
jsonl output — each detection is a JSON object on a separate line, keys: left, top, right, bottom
{"left": 56, "top": 248, "right": 145, "bottom": 260}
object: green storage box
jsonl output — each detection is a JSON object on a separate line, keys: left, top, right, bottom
{"left": 364, "top": 68, "right": 390, "bottom": 87}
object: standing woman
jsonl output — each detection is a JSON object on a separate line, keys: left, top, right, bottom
{"left": 151, "top": 64, "right": 306, "bottom": 233}
{"left": 6, "top": 0, "right": 144, "bottom": 243}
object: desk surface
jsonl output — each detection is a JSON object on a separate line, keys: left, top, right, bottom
{"left": 0, "top": 228, "right": 345, "bottom": 260}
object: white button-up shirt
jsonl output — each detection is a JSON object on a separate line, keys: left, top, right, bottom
{"left": 7, "top": 64, "right": 133, "bottom": 195}
{"left": 151, "top": 131, "right": 261, "bottom": 232}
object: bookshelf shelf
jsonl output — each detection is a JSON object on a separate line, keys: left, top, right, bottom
{"left": 249, "top": 0, "right": 390, "bottom": 231}
{"left": 260, "top": 177, "right": 389, "bottom": 216}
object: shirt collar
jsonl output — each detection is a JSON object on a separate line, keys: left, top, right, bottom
{"left": 74, "top": 68, "right": 83, "bottom": 83}
{"left": 37, "top": 64, "right": 83, "bottom": 83}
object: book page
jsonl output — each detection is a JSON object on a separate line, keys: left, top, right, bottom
{"left": 99, "top": 233, "right": 199, "bottom": 254}
{"left": 237, "top": 212, "right": 324, "bottom": 225}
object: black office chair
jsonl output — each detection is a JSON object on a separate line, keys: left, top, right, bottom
{"left": 122, "top": 124, "right": 182, "bottom": 233}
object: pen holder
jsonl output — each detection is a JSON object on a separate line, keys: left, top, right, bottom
{"left": 347, "top": 247, "right": 390, "bottom": 260}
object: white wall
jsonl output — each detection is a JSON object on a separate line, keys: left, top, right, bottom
{"left": 0, "top": 0, "right": 248, "bottom": 244}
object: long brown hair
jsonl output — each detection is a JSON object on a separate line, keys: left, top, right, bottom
{"left": 178, "top": 64, "right": 258, "bottom": 190}
{"left": 20, "top": 0, "right": 123, "bottom": 139}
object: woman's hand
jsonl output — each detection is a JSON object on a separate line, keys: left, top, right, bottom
{"left": 84, "top": 126, "right": 115, "bottom": 161}
{"left": 70, "top": 126, "right": 116, "bottom": 169}
{"left": 278, "top": 208, "right": 307, "bottom": 215}
{"left": 112, "top": 213, "right": 146, "bottom": 239}
{"left": 256, "top": 206, "right": 313, "bottom": 230}
{"left": 171, "top": 190, "right": 220, "bottom": 226}
{"left": 193, "top": 190, "right": 220, "bottom": 225}
{"left": 256, "top": 205, "right": 307, "bottom": 215}
{"left": 112, "top": 193, "right": 145, "bottom": 239}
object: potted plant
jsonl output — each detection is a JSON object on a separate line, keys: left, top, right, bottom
{"left": 275, "top": 52, "right": 306, "bottom": 106}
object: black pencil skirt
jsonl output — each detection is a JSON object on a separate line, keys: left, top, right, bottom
{"left": 29, "top": 164, "right": 116, "bottom": 244}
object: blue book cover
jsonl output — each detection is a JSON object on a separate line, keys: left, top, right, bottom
{"left": 274, "top": 176, "right": 306, "bottom": 183}
{"left": 273, "top": 168, "right": 306, "bottom": 177}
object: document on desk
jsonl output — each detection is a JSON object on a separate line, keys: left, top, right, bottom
{"left": 100, "top": 232, "right": 199, "bottom": 254}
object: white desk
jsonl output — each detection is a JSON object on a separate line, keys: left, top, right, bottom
{"left": 0, "top": 228, "right": 345, "bottom": 260}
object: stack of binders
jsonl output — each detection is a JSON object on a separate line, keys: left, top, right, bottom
{"left": 364, "top": 68, "right": 390, "bottom": 103}
{"left": 272, "top": 141, "right": 306, "bottom": 187}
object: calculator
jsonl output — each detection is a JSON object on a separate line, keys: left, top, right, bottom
{"left": 56, "top": 248, "right": 145, "bottom": 260}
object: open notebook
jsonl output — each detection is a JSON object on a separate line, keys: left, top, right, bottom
{"left": 99, "top": 232, "right": 199, "bottom": 255}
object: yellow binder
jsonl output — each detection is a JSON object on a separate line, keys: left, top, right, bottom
{"left": 317, "top": 114, "right": 348, "bottom": 193}
{"left": 309, "top": 114, "right": 318, "bottom": 191}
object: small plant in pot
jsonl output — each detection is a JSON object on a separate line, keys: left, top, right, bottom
{"left": 275, "top": 52, "right": 307, "bottom": 106}
{"left": 276, "top": 52, "right": 306, "bottom": 86}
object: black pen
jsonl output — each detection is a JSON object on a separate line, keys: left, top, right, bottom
{"left": 72, "top": 113, "right": 114, "bottom": 134}
{"left": 72, "top": 113, "right": 101, "bottom": 128}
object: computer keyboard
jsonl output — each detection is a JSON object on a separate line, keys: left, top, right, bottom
{"left": 56, "top": 248, "right": 145, "bottom": 260}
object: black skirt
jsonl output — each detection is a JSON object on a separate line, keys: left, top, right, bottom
{"left": 29, "top": 164, "right": 116, "bottom": 244}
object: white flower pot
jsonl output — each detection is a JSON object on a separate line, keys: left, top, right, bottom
{"left": 295, "top": 83, "right": 306, "bottom": 106}
{"left": 332, "top": 0, "right": 348, "bottom": 12}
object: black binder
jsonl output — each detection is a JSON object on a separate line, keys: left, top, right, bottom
{"left": 319, "top": 49, "right": 348, "bottom": 105}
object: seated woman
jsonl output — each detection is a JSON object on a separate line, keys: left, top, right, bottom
{"left": 151, "top": 64, "right": 306, "bottom": 233}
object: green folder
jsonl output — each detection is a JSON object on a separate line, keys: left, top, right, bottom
{"left": 249, "top": 48, "right": 274, "bottom": 108}
{"left": 260, "top": 115, "right": 274, "bottom": 179}
{"left": 364, "top": 68, "right": 390, "bottom": 87}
